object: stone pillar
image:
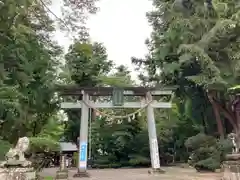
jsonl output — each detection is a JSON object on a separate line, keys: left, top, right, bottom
{"left": 74, "top": 91, "right": 90, "bottom": 178}
{"left": 56, "top": 154, "right": 68, "bottom": 180}
{"left": 60, "top": 155, "right": 66, "bottom": 170}
{"left": 223, "top": 154, "right": 240, "bottom": 180}
{"left": 146, "top": 92, "right": 165, "bottom": 174}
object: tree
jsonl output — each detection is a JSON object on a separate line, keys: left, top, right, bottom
{"left": 63, "top": 41, "right": 113, "bottom": 142}
{"left": 37, "top": 114, "right": 64, "bottom": 141}
{"left": 133, "top": 0, "right": 240, "bottom": 138}
{"left": 0, "top": 0, "right": 100, "bottom": 144}
{"left": 174, "top": 1, "right": 240, "bottom": 138}
{"left": 0, "top": 0, "right": 62, "bottom": 143}
{"left": 99, "top": 65, "right": 135, "bottom": 87}
{"left": 61, "top": 0, "right": 99, "bottom": 40}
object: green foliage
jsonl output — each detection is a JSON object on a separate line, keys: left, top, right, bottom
{"left": 132, "top": 0, "right": 224, "bottom": 142}
{"left": 3, "top": 0, "right": 239, "bottom": 171}
{"left": 0, "top": 0, "right": 100, "bottom": 146}
{"left": 28, "top": 137, "right": 60, "bottom": 170}
{"left": 128, "top": 156, "right": 150, "bottom": 167}
{"left": 64, "top": 42, "right": 113, "bottom": 86}
{"left": 61, "top": 0, "right": 99, "bottom": 40}
{"left": 185, "top": 133, "right": 217, "bottom": 150}
{"left": 0, "top": 0, "right": 63, "bottom": 144}
{"left": 99, "top": 65, "right": 135, "bottom": 87}
{"left": 0, "top": 140, "right": 12, "bottom": 160}
{"left": 185, "top": 133, "right": 231, "bottom": 171}
{"left": 195, "top": 157, "right": 220, "bottom": 172}
{"left": 29, "top": 137, "right": 60, "bottom": 153}
{"left": 131, "top": 0, "right": 240, "bottom": 166}
{"left": 44, "top": 177, "right": 54, "bottom": 180}
{"left": 37, "top": 115, "right": 64, "bottom": 141}
{"left": 63, "top": 41, "right": 113, "bottom": 142}
{"left": 73, "top": 152, "right": 78, "bottom": 167}
{"left": 228, "top": 85, "right": 240, "bottom": 94}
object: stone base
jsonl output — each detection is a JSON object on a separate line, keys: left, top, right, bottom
{"left": 56, "top": 169, "right": 68, "bottom": 180}
{"left": 1, "top": 160, "right": 31, "bottom": 168}
{"left": 0, "top": 167, "right": 36, "bottom": 180}
{"left": 148, "top": 168, "right": 165, "bottom": 174}
{"left": 226, "top": 153, "right": 240, "bottom": 160}
{"left": 73, "top": 171, "right": 90, "bottom": 178}
{"left": 222, "top": 153, "right": 240, "bottom": 180}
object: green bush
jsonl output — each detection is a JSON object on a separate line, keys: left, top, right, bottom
{"left": 185, "top": 133, "right": 216, "bottom": 150}
{"left": 94, "top": 156, "right": 111, "bottom": 165}
{"left": 128, "top": 155, "right": 150, "bottom": 167}
{"left": 73, "top": 153, "right": 122, "bottom": 168}
{"left": 0, "top": 140, "right": 12, "bottom": 160}
{"left": 185, "top": 133, "right": 231, "bottom": 171}
{"left": 28, "top": 137, "right": 60, "bottom": 170}
{"left": 195, "top": 157, "right": 220, "bottom": 172}
{"left": 93, "top": 155, "right": 118, "bottom": 168}
{"left": 29, "top": 137, "right": 60, "bottom": 153}
{"left": 73, "top": 152, "right": 78, "bottom": 167}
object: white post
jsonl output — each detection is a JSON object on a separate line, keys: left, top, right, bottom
{"left": 146, "top": 92, "right": 161, "bottom": 172}
{"left": 78, "top": 91, "right": 89, "bottom": 175}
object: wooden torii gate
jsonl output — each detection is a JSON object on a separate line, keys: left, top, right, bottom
{"left": 58, "top": 86, "right": 174, "bottom": 176}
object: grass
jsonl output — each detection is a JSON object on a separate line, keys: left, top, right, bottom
{"left": 44, "top": 176, "right": 54, "bottom": 180}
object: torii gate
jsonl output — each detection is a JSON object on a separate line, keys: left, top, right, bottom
{"left": 58, "top": 86, "right": 174, "bottom": 177}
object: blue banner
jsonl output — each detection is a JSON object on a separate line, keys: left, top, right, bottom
{"left": 79, "top": 142, "right": 87, "bottom": 162}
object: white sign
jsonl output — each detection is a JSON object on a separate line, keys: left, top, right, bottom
{"left": 79, "top": 142, "right": 87, "bottom": 168}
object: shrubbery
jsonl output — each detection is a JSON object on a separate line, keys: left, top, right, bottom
{"left": 128, "top": 155, "right": 150, "bottom": 167}
{"left": 29, "top": 137, "right": 60, "bottom": 153}
{"left": 28, "top": 137, "right": 60, "bottom": 170}
{"left": 0, "top": 140, "right": 12, "bottom": 160}
{"left": 185, "top": 133, "right": 232, "bottom": 171}
{"left": 73, "top": 152, "right": 150, "bottom": 168}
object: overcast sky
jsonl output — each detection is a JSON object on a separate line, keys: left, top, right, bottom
{"left": 52, "top": 0, "right": 153, "bottom": 80}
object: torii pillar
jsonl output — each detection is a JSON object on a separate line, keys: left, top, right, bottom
{"left": 74, "top": 92, "right": 90, "bottom": 177}
{"left": 146, "top": 92, "right": 165, "bottom": 174}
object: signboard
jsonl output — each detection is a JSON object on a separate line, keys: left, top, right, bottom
{"left": 79, "top": 142, "right": 87, "bottom": 168}
{"left": 112, "top": 88, "right": 124, "bottom": 106}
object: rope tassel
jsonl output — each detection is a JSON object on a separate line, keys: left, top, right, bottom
{"left": 138, "top": 111, "right": 142, "bottom": 117}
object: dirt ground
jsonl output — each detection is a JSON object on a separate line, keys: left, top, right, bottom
{"left": 41, "top": 167, "right": 222, "bottom": 180}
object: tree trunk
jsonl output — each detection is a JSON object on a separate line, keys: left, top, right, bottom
{"left": 212, "top": 102, "right": 224, "bottom": 138}
{"left": 215, "top": 102, "right": 237, "bottom": 132}
{"left": 207, "top": 92, "right": 225, "bottom": 138}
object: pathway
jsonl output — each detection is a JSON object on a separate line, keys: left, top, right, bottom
{"left": 41, "top": 167, "right": 222, "bottom": 180}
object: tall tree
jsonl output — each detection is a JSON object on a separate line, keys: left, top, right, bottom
{"left": 61, "top": 0, "right": 99, "bottom": 40}
{"left": 99, "top": 65, "right": 135, "bottom": 87}
{"left": 133, "top": 0, "right": 240, "bottom": 138}
{"left": 63, "top": 41, "right": 113, "bottom": 142}
{"left": 0, "top": 0, "right": 101, "bottom": 143}
{"left": 0, "top": 0, "right": 62, "bottom": 143}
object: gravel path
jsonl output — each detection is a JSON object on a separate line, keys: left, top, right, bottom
{"left": 41, "top": 167, "right": 222, "bottom": 180}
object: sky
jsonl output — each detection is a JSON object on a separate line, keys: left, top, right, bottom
{"left": 52, "top": 0, "right": 153, "bottom": 80}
